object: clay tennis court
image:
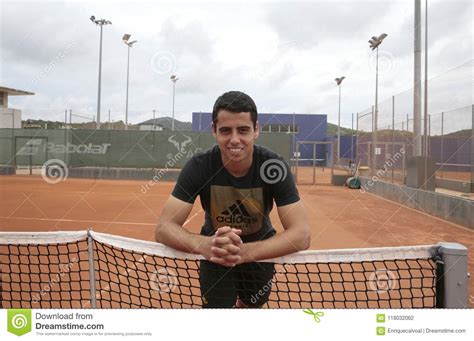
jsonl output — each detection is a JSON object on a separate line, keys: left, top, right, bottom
{"left": 1, "top": 172, "right": 472, "bottom": 308}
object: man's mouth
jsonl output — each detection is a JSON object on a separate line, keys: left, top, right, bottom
{"left": 228, "top": 147, "right": 243, "bottom": 155}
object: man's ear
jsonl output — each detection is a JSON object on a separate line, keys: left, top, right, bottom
{"left": 212, "top": 122, "right": 217, "bottom": 138}
{"left": 254, "top": 120, "right": 260, "bottom": 140}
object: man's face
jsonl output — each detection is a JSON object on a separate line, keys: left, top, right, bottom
{"left": 212, "top": 110, "right": 259, "bottom": 167}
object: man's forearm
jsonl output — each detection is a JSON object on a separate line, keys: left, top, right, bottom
{"left": 155, "top": 222, "right": 208, "bottom": 255}
{"left": 240, "top": 227, "right": 310, "bottom": 263}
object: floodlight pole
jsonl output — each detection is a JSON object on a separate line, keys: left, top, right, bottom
{"left": 335, "top": 76, "right": 345, "bottom": 163}
{"left": 413, "top": 0, "right": 422, "bottom": 156}
{"left": 170, "top": 75, "right": 178, "bottom": 131}
{"left": 125, "top": 44, "right": 130, "bottom": 130}
{"left": 90, "top": 16, "right": 112, "bottom": 130}
{"left": 123, "top": 34, "right": 138, "bottom": 130}
{"left": 368, "top": 33, "right": 387, "bottom": 174}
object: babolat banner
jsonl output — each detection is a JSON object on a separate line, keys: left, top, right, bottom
{"left": 0, "top": 129, "right": 292, "bottom": 169}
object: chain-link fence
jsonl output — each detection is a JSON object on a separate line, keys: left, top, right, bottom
{"left": 355, "top": 61, "right": 473, "bottom": 190}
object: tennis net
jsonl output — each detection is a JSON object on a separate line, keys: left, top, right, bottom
{"left": 0, "top": 231, "right": 468, "bottom": 309}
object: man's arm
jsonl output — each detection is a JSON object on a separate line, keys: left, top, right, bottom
{"left": 238, "top": 200, "right": 311, "bottom": 263}
{"left": 155, "top": 196, "right": 242, "bottom": 265}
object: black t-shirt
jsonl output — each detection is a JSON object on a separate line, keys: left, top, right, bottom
{"left": 172, "top": 144, "right": 300, "bottom": 243}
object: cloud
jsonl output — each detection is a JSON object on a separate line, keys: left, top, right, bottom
{"left": 263, "top": 1, "right": 396, "bottom": 49}
{"left": 1, "top": 0, "right": 471, "bottom": 129}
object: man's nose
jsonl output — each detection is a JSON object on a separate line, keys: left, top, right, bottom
{"left": 230, "top": 130, "right": 240, "bottom": 144}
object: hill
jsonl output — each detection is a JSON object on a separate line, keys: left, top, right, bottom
{"left": 139, "top": 117, "right": 192, "bottom": 131}
{"left": 327, "top": 122, "right": 356, "bottom": 136}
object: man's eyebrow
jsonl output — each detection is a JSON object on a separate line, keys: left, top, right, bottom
{"left": 218, "top": 125, "right": 251, "bottom": 130}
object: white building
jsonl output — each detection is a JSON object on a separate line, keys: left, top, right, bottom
{"left": 0, "top": 86, "right": 35, "bottom": 128}
{"left": 138, "top": 124, "right": 163, "bottom": 131}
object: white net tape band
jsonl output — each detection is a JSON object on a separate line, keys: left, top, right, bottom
{"left": 0, "top": 230, "right": 437, "bottom": 264}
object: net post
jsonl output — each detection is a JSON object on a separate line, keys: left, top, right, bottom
{"left": 87, "top": 228, "right": 97, "bottom": 308}
{"left": 436, "top": 242, "right": 468, "bottom": 308}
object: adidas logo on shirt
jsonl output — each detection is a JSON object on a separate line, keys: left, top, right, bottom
{"left": 216, "top": 200, "right": 258, "bottom": 226}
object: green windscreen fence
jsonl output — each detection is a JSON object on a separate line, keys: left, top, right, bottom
{"left": 0, "top": 129, "right": 292, "bottom": 169}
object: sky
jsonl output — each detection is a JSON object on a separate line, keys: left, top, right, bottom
{"left": 0, "top": 0, "right": 472, "bottom": 128}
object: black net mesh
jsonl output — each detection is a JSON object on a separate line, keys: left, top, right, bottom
{"left": 1, "top": 235, "right": 438, "bottom": 309}
{"left": 0, "top": 239, "right": 91, "bottom": 308}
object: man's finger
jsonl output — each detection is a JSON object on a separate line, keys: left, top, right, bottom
{"left": 210, "top": 255, "right": 241, "bottom": 267}
{"left": 212, "top": 236, "right": 231, "bottom": 246}
{"left": 226, "top": 232, "right": 242, "bottom": 245}
{"left": 210, "top": 258, "right": 236, "bottom": 267}
{"left": 215, "top": 226, "right": 232, "bottom": 235}
{"left": 222, "top": 254, "right": 241, "bottom": 263}
{"left": 211, "top": 243, "right": 240, "bottom": 256}
{"left": 223, "top": 243, "right": 241, "bottom": 255}
{"left": 214, "top": 231, "right": 242, "bottom": 245}
{"left": 211, "top": 246, "right": 228, "bottom": 257}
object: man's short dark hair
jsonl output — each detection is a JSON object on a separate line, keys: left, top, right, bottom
{"left": 212, "top": 91, "right": 258, "bottom": 128}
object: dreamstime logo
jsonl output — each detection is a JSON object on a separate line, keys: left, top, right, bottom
{"left": 151, "top": 51, "right": 177, "bottom": 74}
{"left": 260, "top": 159, "right": 288, "bottom": 184}
{"left": 368, "top": 269, "right": 397, "bottom": 293}
{"left": 249, "top": 264, "right": 290, "bottom": 305}
{"left": 32, "top": 39, "right": 78, "bottom": 86}
{"left": 41, "top": 159, "right": 68, "bottom": 184}
{"left": 255, "top": 40, "right": 301, "bottom": 80}
{"left": 11, "top": 314, "right": 28, "bottom": 329}
{"left": 368, "top": 50, "right": 396, "bottom": 75}
{"left": 149, "top": 268, "right": 178, "bottom": 293}
{"left": 140, "top": 145, "right": 200, "bottom": 194}
{"left": 7, "top": 309, "right": 32, "bottom": 336}
{"left": 360, "top": 147, "right": 405, "bottom": 193}
{"left": 32, "top": 258, "right": 78, "bottom": 304}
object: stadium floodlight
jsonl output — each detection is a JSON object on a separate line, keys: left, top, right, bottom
{"left": 170, "top": 75, "right": 179, "bottom": 131}
{"left": 368, "top": 33, "right": 387, "bottom": 50}
{"left": 122, "top": 34, "right": 138, "bottom": 130}
{"left": 368, "top": 33, "right": 387, "bottom": 174}
{"left": 90, "top": 15, "right": 112, "bottom": 129}
{"left": 122, "top": 34, "right": 131, "bottom": 42}
{"left": 334, "top": 76, "right": 345, "bottom": 163}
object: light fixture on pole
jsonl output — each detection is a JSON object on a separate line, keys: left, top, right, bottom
{"left": 90, "top": 15, "right": 112, "bottom": 129}
{"left": 122, "top": 34, "right": 138, "bottom": 130}
{"left": 170, "top": 75, "right": 179, "bottom": 131}
{"left": 368, "top": 33, "right": 387, "bottom": 173}
{"left": 335, "top": 76, "right": 345, "bottom": 163}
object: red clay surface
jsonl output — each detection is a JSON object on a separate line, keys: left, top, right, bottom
{"left": 0, "top": 174, "right": 472, "bottom": 307}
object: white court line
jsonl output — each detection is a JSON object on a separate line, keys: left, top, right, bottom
{"left": 0, "top": 211, "right": 206, "bottom": 227}
{"left": 0, "top": 189, "right": 172, "bottom": 196}
{"left": 183, "top": 210, "right": 203, "bottom": 227}
{"left": 0, "top": 216, "right": 156, "bottom": 226}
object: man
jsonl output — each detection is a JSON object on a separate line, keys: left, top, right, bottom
{"left": 155, "top": 91, "right": 310, "bottom": 308}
